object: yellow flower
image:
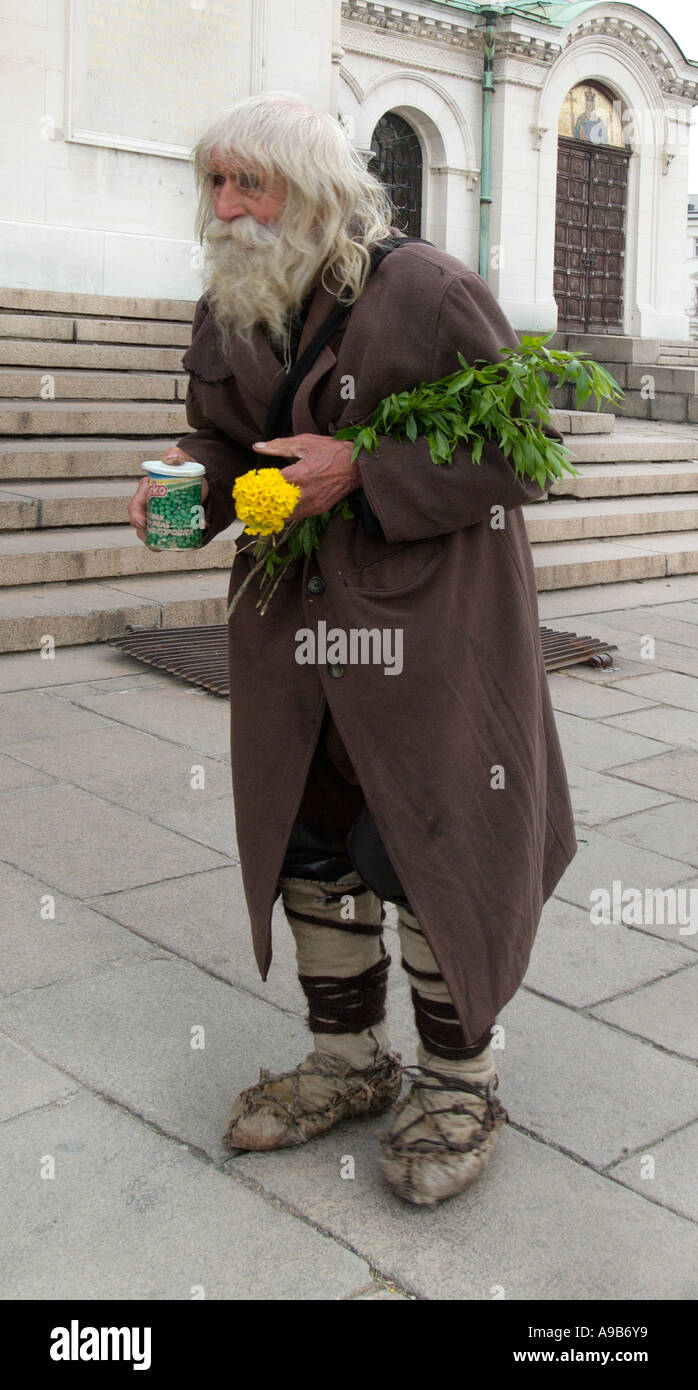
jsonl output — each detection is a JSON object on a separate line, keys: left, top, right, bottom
{"left": 232, "top": 468, "right": 301, "bottom": 536}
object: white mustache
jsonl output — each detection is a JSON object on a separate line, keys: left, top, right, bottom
{"left": 205, "top": 217, "right": 282, "bottom": 248}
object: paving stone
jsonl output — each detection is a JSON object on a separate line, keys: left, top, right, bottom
{"left": 89, "top": 866, "right": 307, "bottom": 1015}
{"left": 232, "top": 1119, "right": 698, "bottom": 1300}
{"left": 591, "top": 964, "right": 698, "bottom": 1058}
{"left": 0, "top": 859, "right": 167, "bottom": 994}
{"left": 87, "top": 865, "right": 407, "bottom": 1017}
{"left": 523, "top": 896, "right": 693, "bottom": 1007}
{"left": 553, "top": 711, "right": 668, "bottom": 771}
{"left": 564, "top": 761, "right": 673, "bottom": 827}
{"left": 609, "top": 1122, "right": 698, "bottom": 1221}
{"left": 46, "top": 678, "right": 231, "bottom": 760}
{"left": 9, "top": 723, "right": 235, "bottom": 832}
{"left": 655, "top": 601, "right": 698, "bottom": 626}
{"left": 0, "top": 647, "right": 140, "bottom": 695}
{"left": 0, "top": 1090, "right": 369, "bottom": 1300}
{"left": 0, "top": 1034, "right": 77, "bottom": 1122}
{"left": 0, "top": 689, "right": 114, "bottom": 749}
{"left": 546, "top": 673, "right": 655, "bottom": 718}
{"left": 610, "top": 749, "right": 698, "bottom": 801}
{"left": 0, "top": 784, "right": 228, "bottom": 896}
{"left": 0, "top": 751, "right": 56, "bottom": 792}
{"left": 610, "top": 671, "right": 698, "bottom": 713}
{"left": 538, "top": 573, "right": 698, "bottom": 621}
{"left": 589, "top": 608, "right": 698, "bottom": 652}
{"left": 553, "top": 828, "right": 695, "bottom": 939}
{"left": 601, "top": 707, "right": 698, "bottom": 748}
{"left": 595, "top": 800, "right": 698, "bottom": 869}
{"left": 0, "top": 957, "right": 319, "bottom": 1161}
{"left": 496, "top": 989, "right": 698, "bottom": 1166}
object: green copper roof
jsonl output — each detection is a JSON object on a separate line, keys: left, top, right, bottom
{"left": 438, "top": 2, "right": 697, "bottom": 65}
{"left": 437, "top": 1, "right": 601, "bottom": 20}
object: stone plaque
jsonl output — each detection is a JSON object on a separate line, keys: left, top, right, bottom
{"left": 67, "top": 0, "right": 259, "bottom": 158}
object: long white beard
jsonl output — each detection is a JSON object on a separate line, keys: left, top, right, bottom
{"left": 202, "top": 216, "right": 320, "bottom": 361}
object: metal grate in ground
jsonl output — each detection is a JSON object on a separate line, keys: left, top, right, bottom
{"left": 106, "top": 623, "right": 617, "bottom": 696}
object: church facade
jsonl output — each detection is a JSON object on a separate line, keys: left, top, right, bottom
{"left": 2, "top": 0, "right": 698, "bottom": 339}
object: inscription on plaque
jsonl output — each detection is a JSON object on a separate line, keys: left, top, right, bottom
{"left": 67, "top": 0, "right": 256, "bottom": 157}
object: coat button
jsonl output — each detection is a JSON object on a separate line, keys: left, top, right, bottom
{"left": 328, "top": 663, "right": 344, "bottom": 678}
{"left": 308, "top": 575, "right": 325, "bottom": 595}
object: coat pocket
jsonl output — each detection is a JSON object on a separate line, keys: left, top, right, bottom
{"left": 342, "top": 536, "right": 445, "bottom": 596}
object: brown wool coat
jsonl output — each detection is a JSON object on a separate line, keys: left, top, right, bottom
{"left": 176, "top": 234, "right": 578, "bottom": 1042}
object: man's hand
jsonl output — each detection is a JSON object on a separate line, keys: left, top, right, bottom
{"left": 252, "top": 434, "right": 360, "bottom": 519}
{"left": 128, "top": 447, "right": 209, "bottom": 543}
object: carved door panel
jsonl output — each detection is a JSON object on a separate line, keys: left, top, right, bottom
{"left": 555, "top": 136, "right": 629, "bottom": 332}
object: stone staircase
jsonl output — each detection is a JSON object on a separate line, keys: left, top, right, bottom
{"left": 525, "top": 410, "right": 698, "bottom": 590}
{"left": 1, "top": 290, "right": 698, "bottom": 652}
{"left": 0, "top": 288, "right": 239, "bottom": 652}
{"left": 550, "top": 332, "right": 698, "bottom": 425}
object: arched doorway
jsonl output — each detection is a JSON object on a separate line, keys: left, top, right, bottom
{"left": 554, "top": 82, "right": 632, "bottom": 333}
{"left": 368, "top": 112, "right": 423, "bottom": 237}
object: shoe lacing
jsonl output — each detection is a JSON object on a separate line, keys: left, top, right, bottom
{"left": 254, "top": 1050, "right": 401, "bottom": 1126}
{"left": 383, "top": 1063, "right": 508, "bottom": 1156}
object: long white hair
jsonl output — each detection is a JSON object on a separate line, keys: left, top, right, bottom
{"left": 191, "top": 93, "right": 395, "bottom": 358}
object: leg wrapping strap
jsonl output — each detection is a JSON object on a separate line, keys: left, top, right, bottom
{"left": 410, "top": 988, "right": 493, "bottom": 1060}
{"left": 298, "top": 953, "right": 391, "bottom": 1034}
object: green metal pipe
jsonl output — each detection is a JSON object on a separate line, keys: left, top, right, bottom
{"left": 479, "top": 10, "right": 498, "bottom": 280}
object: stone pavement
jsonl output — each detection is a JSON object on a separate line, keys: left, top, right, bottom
{"left": 1, "top": 570, "right": 697, "bottom": 1301}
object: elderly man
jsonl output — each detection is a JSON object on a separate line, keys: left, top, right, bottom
{"left": 129, "top": 92, "right": 577, "bottom": 1207}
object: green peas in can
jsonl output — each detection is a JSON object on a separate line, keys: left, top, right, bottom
{"left": 140, "top": 460, "right": 207, "bottom": 549}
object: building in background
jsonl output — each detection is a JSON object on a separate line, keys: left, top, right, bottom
{"left": 2, "top": 0, "right": 698, "bottom": 339}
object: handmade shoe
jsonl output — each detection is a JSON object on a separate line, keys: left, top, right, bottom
{"left": 223, "top": 1046, "right": 403, "bottom": 1151}
{"left": 379, "top": 1062, "right": 508, "bottom": 1205}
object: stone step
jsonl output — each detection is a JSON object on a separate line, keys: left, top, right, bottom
{"left": 524, "top": 493, "right": 698, "bottom": 543}
{"left": 0, "top": 287, "right": 196, "bottom": 321}
{"left": 2, "top": 531, "right": 697, "bottom": 651}
{"left": 0, "top": 339, "right": 185, "bottom": 371}
{"left": 0, "top": 312, "right": 192, "bottom": 347}
{"left": 0, "top": 524, "right": 237, "bottom": 586}
{"left": 0, "top": 571, "right": 230, "bottom": 654}
{"left": 549, "top": 409, "right": 615, "bottom": 434}
{"left": 561, "top": 432, "right": 697, "bottom": 463}
{"left": 658, "top": 354, "right": 698, "bottom": 367}
{"left": 0, "top": 439, "right": 176, "bottom": 478}
{"left": 531, "top": 530, "right": 698, "bottom": 590}
{"left": 549, "top": 459, "right": 698, "bottom": 497}
{"left": 625, "top": 364, "right": 698, "bottom": 392}
{"left": 0, "top": 400, "right": 187, "bottom": 435}
{"left": 0, "top": 479, "right": 139, "bottom": 528}
{"left": 0, "top": 368, "right": 186, "bottom": 400}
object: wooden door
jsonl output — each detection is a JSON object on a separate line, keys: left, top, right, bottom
{"left": 555, "top": 136, "right": 630, "bottom": 333}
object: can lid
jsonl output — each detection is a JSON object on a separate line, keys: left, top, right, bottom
{"left": 141, "top": 459, "right": 206, "bottom": 478}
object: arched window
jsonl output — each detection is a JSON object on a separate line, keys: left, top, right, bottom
{"left": 368, "top": 112, "right": 423, "bottom": 237}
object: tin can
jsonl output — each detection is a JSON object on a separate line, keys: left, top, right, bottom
{"left": 140, "top": 459, "right": 207, "bottom": 549}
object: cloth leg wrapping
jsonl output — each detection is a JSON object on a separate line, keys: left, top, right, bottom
{"left": 280, "top": 869, "right": 392, "bottom": 1067}
{"left": 397, "top": 902, "right": 493, "bottom": 1060}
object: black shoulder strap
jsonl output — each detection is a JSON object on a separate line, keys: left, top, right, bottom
{"left": 261, "top": 234, "right": 430, "bottom": 441}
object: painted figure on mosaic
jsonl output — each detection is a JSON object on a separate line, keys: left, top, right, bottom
{"left": 129, "top": 93, "right": 577, "bottom": 1207}
{"left": 573, "top": 87, "right": 609, "bottom": 144}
